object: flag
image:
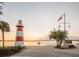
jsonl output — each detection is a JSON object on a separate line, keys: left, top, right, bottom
{"left": 58, "top": 16, "right": 62, "bottom": 22}
{"left": 69, "top": 25, "right": 70, "bottom": 28}
{"left": 58, "top": 25, "right": 60, "bottom": 28}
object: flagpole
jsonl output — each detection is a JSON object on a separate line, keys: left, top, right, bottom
{"left": 64, "top": 13, "right": 66, "bottom": 31}
{"left": 63, "top": 13, "right": 66, "bottom": 48}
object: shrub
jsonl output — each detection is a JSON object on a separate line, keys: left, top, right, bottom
{"left": 0, "top": 46, "right": 24, "bottom": 57}
{"left": 68, "top": 45, "right": 76, "bottom": 48}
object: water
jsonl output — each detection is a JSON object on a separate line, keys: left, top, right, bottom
{"left": 0, "top": 40, "right": 79, "bottom": 47}
{"left": 0, "top": 40, "right": 56, "bottom": 47}
{"left": 0, "top": 36, "right": 79, "bottom": 47}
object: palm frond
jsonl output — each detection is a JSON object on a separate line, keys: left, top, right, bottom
{"left": 0, "top": 6, "right": 2, "bottom": 9}
{"left": 0, "top": 11, "right": 3, "bottom": 15}
{"left": 0, "top": 21, "right": 10, "bottom": 32}
{"left": 0, "top": 2, "right": 4, "bottom": 4}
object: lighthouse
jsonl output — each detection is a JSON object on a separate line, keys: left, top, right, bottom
{"left": 15, "top": 20, "right": 24, "bottom": 47}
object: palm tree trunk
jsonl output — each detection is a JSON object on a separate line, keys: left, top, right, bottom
{"left": 56, "top": 39, "right": 60, "bottom": 47}
{"left": 56, "top": 40, "right": 59, "bottom": 46}
{"left": 2, "top": 31, "right": 4, "bottom": 47}
{"left": 59, "top": 40, "right": 62, "bottom": 47}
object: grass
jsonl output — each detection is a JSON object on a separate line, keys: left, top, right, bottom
{"left": 0, "top": 46, "right": 25, "bottom": 57}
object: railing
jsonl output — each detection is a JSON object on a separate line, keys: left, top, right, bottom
{"left": 0, "top": 40, "right": 79, "bottom": 46}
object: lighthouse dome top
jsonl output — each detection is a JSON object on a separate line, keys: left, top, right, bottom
{"left": 18, "top": 20, "right": 22, "bottom": 24}
{"left": 16, "top": 20, "right": 24, "bottom": 27}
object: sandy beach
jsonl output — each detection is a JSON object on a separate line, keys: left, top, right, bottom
{"left": 11, "top": 45, "right": 79, "bottom": 57}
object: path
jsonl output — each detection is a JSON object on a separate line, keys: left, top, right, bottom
{"left": 11, "top": 45, "right": 79, "bottom": 57}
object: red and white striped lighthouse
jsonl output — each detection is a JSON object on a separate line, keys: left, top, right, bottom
{"left": 15, "top": 20, "right": 24, "bottom": 47}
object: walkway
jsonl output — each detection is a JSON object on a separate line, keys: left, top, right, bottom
{"left": 11, "top": 45, "right": 79, "bottom": 57}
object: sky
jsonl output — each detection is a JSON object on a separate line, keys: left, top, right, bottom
{"left": 0, "top": 2, "right": 79, "bottom": 40}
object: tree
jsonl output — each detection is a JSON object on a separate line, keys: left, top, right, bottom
{"left": 49, "top": 29, "right": 68, "bottom": 48}
{"left": 0, "top": 21, "right": 10, "bottom": 47}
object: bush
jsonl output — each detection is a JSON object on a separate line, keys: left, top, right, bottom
{"left": 0, "top": 46, "right": 24, "bottom": 57}
{"left": 68, "top": 44, "right": 76, "bottom": 48}
{"left": 54, "top": 44, "right": 76, "bottom": 49}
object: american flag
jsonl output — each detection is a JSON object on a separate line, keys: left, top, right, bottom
{"left": 58, "top": 16, "right": 62, "bottom": 22}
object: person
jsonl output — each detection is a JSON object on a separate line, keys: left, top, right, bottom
{"left": 38, "top": 42, "right": 40, "bottom": 46}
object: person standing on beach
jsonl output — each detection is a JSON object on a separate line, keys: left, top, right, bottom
{"left": 38, "top": 42, "right": 40, "bottom": 46}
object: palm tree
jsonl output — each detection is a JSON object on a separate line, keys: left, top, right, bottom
{"left": 0, "top": 21, "right": 10, "bottom": 47}
{"left": 49, "top": 29, "right": 68, "bottom": 48}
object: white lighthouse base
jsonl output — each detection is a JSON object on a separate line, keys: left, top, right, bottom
{"left": 15, "top": 41, "right": 24, "bottom": 47}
